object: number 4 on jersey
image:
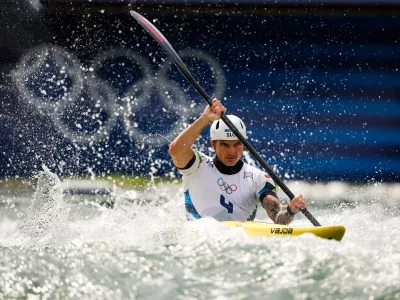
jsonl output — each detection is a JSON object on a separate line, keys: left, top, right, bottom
{"left": 220, "top": 195, "right": 233, "bottom": 213}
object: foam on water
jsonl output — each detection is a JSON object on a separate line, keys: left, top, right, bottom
{"left": 0, "top": 169, "right": 399, "bottom": 299}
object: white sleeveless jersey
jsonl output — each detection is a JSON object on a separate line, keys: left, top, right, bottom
{"left": 179, "top": 150, "right": 277, "bottom": 221}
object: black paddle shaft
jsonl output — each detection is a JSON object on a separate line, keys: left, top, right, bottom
{"left": 130, "top": 10, "right": 321, "bottom": 227}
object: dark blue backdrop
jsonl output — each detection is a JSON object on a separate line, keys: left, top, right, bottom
{"left": 0, "top": 2, "right": 399, "bottom": 182}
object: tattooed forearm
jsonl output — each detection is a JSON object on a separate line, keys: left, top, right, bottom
{"left": 262, "top": 195, "right": 280, "bottom": 222}
{"left": 262, "top": 195, "right": 296, "bottom": 225}
{"left": 275, "top": 205, "right": 295, "bottom": 225}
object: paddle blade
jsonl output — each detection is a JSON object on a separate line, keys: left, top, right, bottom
{"left": 130, "top": 11, "right": 189, "bottom": 74}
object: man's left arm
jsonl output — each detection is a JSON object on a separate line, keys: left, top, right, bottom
{"left": 262, "top": 194, "right": 307, "bottom": 225}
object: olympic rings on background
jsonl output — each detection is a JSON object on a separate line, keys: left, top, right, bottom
{"left": 11, "top": 44, "right": 226, "bottom": 146}
{"left": 11, "top": 44, "right": 85, "bottom": 116}
{"left": 217, "top": 177, "right": 238, "bottom": 194}
{"left": 158, "top": 49, "right": 226, "bottom": 116}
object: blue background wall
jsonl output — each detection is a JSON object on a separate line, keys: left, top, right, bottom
{"left": 0, "top": 2, "right": 399, "bottom": 182}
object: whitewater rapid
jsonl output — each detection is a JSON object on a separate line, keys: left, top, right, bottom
{"left": 0, "top": 169, "right": 399, "bottom": 299}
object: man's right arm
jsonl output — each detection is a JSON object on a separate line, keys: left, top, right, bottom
{"left": 168, "top": 99, "right": 226, "bottom": 168}
{"left": 168, "top": 116, "right": 210, "bottom": 168}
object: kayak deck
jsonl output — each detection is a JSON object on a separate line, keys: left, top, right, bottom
{"left": 222, "top": 221, "right": 346, "bottom": 241}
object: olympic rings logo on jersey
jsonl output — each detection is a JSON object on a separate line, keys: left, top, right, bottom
{"left": 11, "top": 44, "right": 226, "bottom": 145}
{"left": 217, "top": 177, "right": 238, "bottom": 194}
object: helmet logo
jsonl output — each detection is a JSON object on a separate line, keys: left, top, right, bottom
{"left": 225, "top": 129, "right": 236, "bottom": 138}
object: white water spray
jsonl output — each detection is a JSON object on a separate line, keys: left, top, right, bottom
{"left": 17, "top": 165, "right": 71, "bottom": 243}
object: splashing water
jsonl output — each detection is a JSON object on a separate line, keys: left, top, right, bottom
{"left": 0, "top": 172, "right": 399, "bottom": 299}
{"left": 15, "top": 165, "right": 72, "bottom": 245}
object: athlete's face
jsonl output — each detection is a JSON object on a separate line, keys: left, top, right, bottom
{"left": 211, "top": 140, "right": 244, "bottom": 166}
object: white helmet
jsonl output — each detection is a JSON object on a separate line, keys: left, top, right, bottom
{"left": 210, "top": 115, "right": 247, "bottom": 140}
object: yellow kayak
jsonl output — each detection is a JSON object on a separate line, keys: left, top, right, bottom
{"left": 222, "top": 221, "right": 346, "bottom": 241}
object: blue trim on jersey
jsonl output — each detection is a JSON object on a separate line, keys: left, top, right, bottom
{"left": 258, "top": 182, "right": 276, "bottom": 195}
{"left": 184, "top": 190, "right": 201, "bottom": 219}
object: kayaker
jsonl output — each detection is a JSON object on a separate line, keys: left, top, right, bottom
{"left": 169, "top": 99, "right": 307, "bottom": 224}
